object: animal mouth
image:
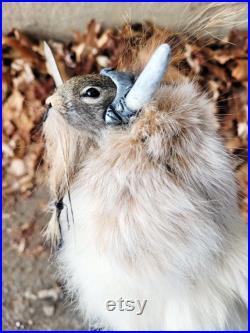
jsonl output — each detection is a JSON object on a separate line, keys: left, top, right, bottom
{"left": 101, "top": 68, "right": 135, "bottom": 125}
{"left": 101, "top": 44, "right": 171, "bottom": 126}
{"left": 104, "top": 105, "right": 123, "bottom": 125}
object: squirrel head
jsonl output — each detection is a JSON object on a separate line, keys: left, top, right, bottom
{"left": 45, "top": 74, "right": 116, "bottom": 136}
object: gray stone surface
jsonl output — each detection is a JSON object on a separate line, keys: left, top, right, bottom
{"left": 2, "top": 187, "right": 85, "bottom": 330}
{"left": 3, "top": 2, "right": 247, "bottom": 41}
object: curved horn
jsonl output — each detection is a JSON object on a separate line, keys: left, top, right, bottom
{"left": 125, "top": 43, "right": 171, "bottom": 111}
{"left": 43, "top": 41, "right": 63, "bottom": 88}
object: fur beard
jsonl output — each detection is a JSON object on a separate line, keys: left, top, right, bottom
{"left": 42, "top": 105, "right": 95, "bottom": 247}
{"left": 45, "top": 81, "right": 248, "bottom": 330}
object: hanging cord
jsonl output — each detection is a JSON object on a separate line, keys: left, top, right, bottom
{"left": 67, "top": 190, "right": 75, "bottom": 225}
{"left": 52, "top": 196, "right": 71, "bottom": 250}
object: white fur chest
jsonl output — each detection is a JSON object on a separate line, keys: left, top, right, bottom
{"left": 56, "top": 156, "right": 247, "bottom": 331}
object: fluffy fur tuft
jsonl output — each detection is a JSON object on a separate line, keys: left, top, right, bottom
{"left": 44, "top": 81, "right": 248, "bottom": 329}
{"left": 43, "top": 4, "right": 248, "bottom": 329}
{"left": 43, "top": 95, "right": 94, "bottom": 247}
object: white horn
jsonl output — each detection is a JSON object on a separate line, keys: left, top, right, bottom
{"left": 125, "top": 43, "right": 171, "bottom": 111}
{"left": 43, "top": 41, "right": 63, "bottom": 88}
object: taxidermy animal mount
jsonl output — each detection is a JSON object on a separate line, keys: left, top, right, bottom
{"left": 42, "top": 19, "right": 248, "bottom": 330}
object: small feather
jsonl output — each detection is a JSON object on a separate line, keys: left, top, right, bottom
{"left": 43, "top": 41, "right": 63, "bottom": 87}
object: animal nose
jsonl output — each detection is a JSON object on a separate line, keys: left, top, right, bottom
{"left": 45, "top": 95, "right": 67, "bottom": 113}
{"left": 46, "top": 95, "right": 55, "bottom": 107}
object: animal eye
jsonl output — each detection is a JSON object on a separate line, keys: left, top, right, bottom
{"left": 82, "top": 87, "right": 100, "bottom": 98}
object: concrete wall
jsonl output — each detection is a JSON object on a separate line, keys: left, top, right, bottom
{"left": 3, "top": 2, "right": 248, "bottom": 41}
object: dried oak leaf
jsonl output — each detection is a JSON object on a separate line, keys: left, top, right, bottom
{"left": 228, "top": 29, "right": 248, "bottom": 54}
{"left": 2, "top": 36, "right": 45, "bottom": 70}
{"left": 232, "top": 59, "right": 248, "bottom": 82}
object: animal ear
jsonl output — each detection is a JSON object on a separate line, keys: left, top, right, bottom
{"left": 43, "top": 41, "right": 63, "bottom": 88}
{"left": 125, "top": 44, "right": 171, "bottom": 111}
